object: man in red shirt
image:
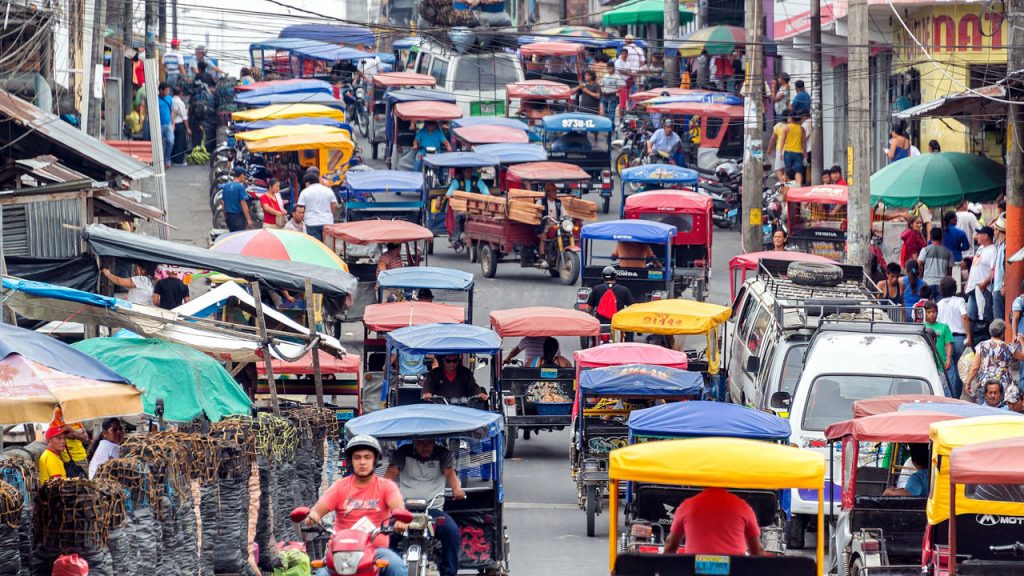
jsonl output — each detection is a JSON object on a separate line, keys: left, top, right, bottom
{"left": 662, "top": 487, "right": 766, "bottom": 556}
{"left": 303, "top": 436, "right": 410, "bottom": 576}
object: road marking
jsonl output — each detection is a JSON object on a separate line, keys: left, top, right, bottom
{"left": 505, "top": 502, "right": 579, "bottom": 510}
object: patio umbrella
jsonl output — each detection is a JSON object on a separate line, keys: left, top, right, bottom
{"left": 601, "top": 0, "right": 695, "bottom": 27}
{"left": 869, "top": 152, "right": 1006, "bottom": 208}
{"left": 539, "top": 25, "right": 609, "bottom": 39}
{"left": 72, "top": 338, "right": 251, "bottom": 423}
{"left": 211, "top": 228, "right": 349, "bottom": 272}
{"left": 0, "top": 324, "right": 141, "bottom": 425}
{"left": 674, "top": 25, "right": 745, "bottom": 57}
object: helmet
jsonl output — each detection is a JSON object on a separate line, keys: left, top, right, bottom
{"left": 345, "top": 434, "right": 382, "bottom": 466}
{"left": 602, "top": 266, "right": 617, "bottom": 280}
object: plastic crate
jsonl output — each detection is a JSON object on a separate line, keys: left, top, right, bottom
{"left": 532, "top": 401, "right": 573, "bottom": 415}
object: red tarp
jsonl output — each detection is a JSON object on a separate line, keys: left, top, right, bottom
{"left": 490, "top": 306, "right": 600, "bottom": 337}
{"left": 364, "top": 302, "right": 465, "bottom": 333}
{"left": 951, "top": 436, "right": 1024, "bottom": 484}
{"left": 520, "top": 41, "right": 586, "bottom": 57}
{"left": 825, "top": 410, "right": 966, "bottom": 443}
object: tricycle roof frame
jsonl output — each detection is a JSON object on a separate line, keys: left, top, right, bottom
{"left": 385, "top": 88, "right": 457, "bottom": 104}
{"left": 950, "top": 436, "right": 1024, "bottom": 485}
{"left": 363, "top": 301, "right": 466, "bottom": 333}
{"left": 574, "top": 342, "right": 688, "bottom": 370}
{"left": 453, "top": 124, "right": 530, "bottom": 145}
{"left": 852, "top": 394, "right": 973, "bottom": 418}
{"left": 324, "top": 219, "right": 433, "bottom": 245}
{"left": 611, "top": 299, "right": 732, "bottom": 336}
{"left": 642, "top": 101, "right": 743, "bottom": 117}
{"left": 824, "top": 410, "right": 966, "bottom": 443}
{"left": 393, "top": 100, "right": 464, "bottom": 121}
{"left": 489, "top": 306, "right": 600, "bottom": 337}
{"left": 451, "top": 117, "right": 531, "bottom": 131}
{"left": 786, "top": 184, "right": 849, "bottom": 205}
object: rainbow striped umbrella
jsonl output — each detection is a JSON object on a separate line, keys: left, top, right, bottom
{"left": 676, "top": 25, "right": 745, "bottom": 57}
{"left": 211, "top": 229, "right": 348, "bottom": 272}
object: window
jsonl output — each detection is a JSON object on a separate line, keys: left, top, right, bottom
{"left": 452, "top": 55, "right": 520, "bottom": 93}
{"left": 430, "top": 57, "right": 449, "bottom": 86}
{"left": 746, "top": 306, "right": 770, "bottom": 353}
{"left": 730, "top": 286, "right": 747, "bottom": 321}
{"left": 719, "top": 120, "right": 744, "bottom": 158}
{"left": 802, "top": 375, "right": 929, "bottom": 431}
{"left": 705, "top": 117, "right": 723, "bottom": 141}
{"left": 779, "top": 345, "right": 806, "bottom": 395}
{"left": 637, "top": 213, "right": 693, "bottom": 233}
{"left": 736, "top": 299, "right": 760, "bottom": 341}
{"left": 417, "top": 54, "right": 432, "bottom": 75}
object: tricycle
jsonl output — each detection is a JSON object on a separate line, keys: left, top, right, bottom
{"left": 520, "top": 40, "right": 586, "bottom": 85}
{"left": 340, "top": 169, "right": 425, "bottom": 223}
{"left": 624, "top": 190, "right": 712, "bottom": 301}
{"left": 452, "top": 124, "right": 529, "bottom": 150}
{"left": 618, "top": 164, "right": 698, "bottom": 217}
{"left": 383, "top": 88, "right": 461, "bottom": 170}
{"left": 489, "top": 306, "right": 600, "bottom": 456}
{"left": 376, "top": 266, "right": 475, "bottom": 321}
{"left": 541, "top": 113, "right": 615, "bottom": 212}
{"left": 572, "top": 364, "right": 704, "bottom": 536}
{"left": 640, "top": 99, "right": 743, "bottom": 174}
{"left": 344, "top": 403, "right": 510, "bottom": 575}
{"left": 505, "top": 79, "right": 574, "bottom": 136}
{"left": 471, "top": 143, "right": 548, "bottom": 191}
{"left": 576, "top": 220, "right": 678, "bottom": 308}
{"left": 785, "top": 185, "right": 848, "bottom": 261}
{"left": 421, "top": 151, "right": 500, "bottom": 251}
{"left": 608, "top": 438, "right": 825, "bottom": 576}
{"left": 369, "top": 71, "right": 437, "bottom": 160}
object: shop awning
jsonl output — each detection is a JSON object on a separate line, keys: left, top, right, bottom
{"left": 895, "top": 85, "right": 1006, "bottom": 120}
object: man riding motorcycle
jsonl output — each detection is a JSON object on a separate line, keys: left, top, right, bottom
{"left": 645, "top": 119, "right": 685, "bottom": 166}
{"left": 304, "top": 436, "right": 410, "bottom": 576}
{"left": 533, "top": 183, "right": 565, "bottom": 269}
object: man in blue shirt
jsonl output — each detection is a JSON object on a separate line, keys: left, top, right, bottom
{"left": 790, "top": 80, "right": 811, "bottom": 116}
{"left": 446, "top": 168, "right": 488, "bottom": 249}
{"left": 413, "top": 121, "right": 452, "bottom": 170}
{"left": 646, "top": 120, "right": 683, "bottom": 165}
{"left": 884, "top": 444, "right": 930, "bottom": 497}
{"left": 220, "top": 166, "right": 252, "bottom": 232}
{"left": 157, "top": 82, "right": 174, "bottom": 169}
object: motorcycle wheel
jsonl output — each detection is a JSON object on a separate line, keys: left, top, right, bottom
{"left": 371, "top": 141, "right": 379, "bottom": 160}
{"left": 560, "top": 250, "right": 580, "bottom": 285}
{"left": 601, "top": 195, "right": 610, "bottom": 214}
{"left": 356, "top": 108, "right": 369, "bottom": 138}
{"left": 614, "top": 151, "right": 631, "bottom": 175}
{"left": 504, "top": 426, "right": 516, "bottom": 458}
{"left": 586, "top": 484, "right": 598, "bottom": 537}
{"left": 406, "top": 555, "right": 419, "bottom": 576}
{"left": 480, "top": 244, "right": 498, "bottom": 278}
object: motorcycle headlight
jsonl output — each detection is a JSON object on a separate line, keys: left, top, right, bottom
{"left": 332, "top": 551, "right": 364, "bottom": 575}
{"left": 560, "top": 219, "right": 574, "bottom": 233}
{"left": 356, "top": 87, "right": 365, "bottom": 99}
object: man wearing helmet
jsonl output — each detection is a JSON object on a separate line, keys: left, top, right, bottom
{"left": 585, "top": 266, "right": 636, "bottom": 323}
{"left": 305, "top": 435, "right": 409, "bottom": 576}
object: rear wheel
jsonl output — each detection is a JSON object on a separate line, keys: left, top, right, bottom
{"left": 601, "top": 195, "right": 611, "bottom": 214}
{"left": 504, "top": 426, "right": 516, "bottom": 458}
{"left": 356, "top": 108, "right": 369, "bottom": 138}
{"left": 480, "top": 244, "right": 498, "bottom": 278}
{"left": 614, "top": 150, "right": 630, "bottom": 175}
{"left": 785, "top": 515, "right": 806, "bottom": 550}
{"left": 586, "top": 484, "right": 598, "bottom": 537}
{"left": 560, "top": 250, "right": 581, "bottom": 285}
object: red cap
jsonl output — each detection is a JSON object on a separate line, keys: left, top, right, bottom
{"left": 45, "top": 426, "right": 65, "bottom": 440}
{"left": 171, "top": 38, "right": 181, "bottom": 48}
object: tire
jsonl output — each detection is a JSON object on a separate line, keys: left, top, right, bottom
{"left": 356, "top": 109, "right": 369, "bottom": 138}
{"left": 212, "top": 208, "right": 226, "bottom": 230}
{"left": 480, "top": 244, "right": 498, "bottom": 278}
{"left": 523, "top": 429, "right": 531, "bottom": 440}
{"left": 560, "top": 250, "right": 581, "bottom": 285}
{"left": 406, "top": 556, "right": 419, "bottom": 576}
{"left": 586, "top": 484, "right": 598, "bottom": 537}
{"left": 504, "top": 426, "right": 516, "bottom": 458}
{"left": 614, "top": 151, "right": 630, "bottom": 175}
{"left": 788, "top": 261, "right": 844, "bottom": 287}
{"left": 468, "top": 241, "right": 478, "bottom": 263}
{"left": 371, "top": 141, "right": 379, "bottom": 160}
{"left": 849, "top": 557, "right": 863, "bottom": 576}
{"left": 601, "top": 195, "right": 611, "bottom": 214}
{"left": 785, "top": 515, "right": 806, "bottom": 550}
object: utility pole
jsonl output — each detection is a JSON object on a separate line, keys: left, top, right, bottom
{"left": 1005, "top": 0, "right": 1023, "bottom": 322}
{"left": 809, "top": 0, "right": 824, "bottom": 185}
{"left": 740, "top": 0, "right": 765, "bottom": 252}
{"left": 698, "top": 0, "right": 709, "bottom": 28}
{"left": 87, "top": 0, "right": 108, "bottom": 138}
{"left": 145, "top": 0, "right": 157, "bottom": 59}
{"left": 172, "top": 0, "right": 178, "bottom": 41}
{"left": 846, "top": 0, "right": 870, "bottom": 268}
{"left": 664, "top": 0, "right": 681, "bottom": 89}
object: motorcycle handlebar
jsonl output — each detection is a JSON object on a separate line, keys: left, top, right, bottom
{"left": 990, "top": 543, "right": 1024, "bottom": 556}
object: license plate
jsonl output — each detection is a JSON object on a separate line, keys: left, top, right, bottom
{"left": 540, "top": 368, "right": 558, "bottom": 379}
{"left": 695, "top": 554, "right": 730, "bottom": 575}
{"left": 726, "top": 208, "right": 738, "bottom": 218}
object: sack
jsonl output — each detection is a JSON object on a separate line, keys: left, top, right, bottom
{"left": 957, "top": 346, "right": 976, "bottom": 399}
{"left": 595, "top": 285, "right": 618, "bottom": 320}
{"left": 52, "top": 554, "right": 89, "bottom": 576}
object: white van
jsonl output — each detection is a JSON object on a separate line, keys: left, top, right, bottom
{"left": 769, "top": 321, "right": 948, "bottom": 548}
{"left": 412, "top": 39, "right": 524, "bottom": 118}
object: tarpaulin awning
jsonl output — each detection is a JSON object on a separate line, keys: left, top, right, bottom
{"left": 231, "top": 103, "right": 346, "bottom": 122}
{"left": 325, "top": 220, "right": 433, "bottom": 245}
{"left": 364, "top": 302, "right": 465, "bottom": 333}
{"left": 611, "top": 299, "right": 732, "bottom": 335}
{"left": 580, "top": 219, "right": 677, "bottom": 243}
{"left": 386, "top": 323, "right": 501, "bottom": 355}
{"left": 489, "top": 306, "right": 600, "bottom": 337}
{"left": 345, "top": 404, "right": 502, "bottom": 440}
{"left": 895, "top": 84, "right": 1006, "bottom": 121}
{"left": 72, "top": 337, "right": 251, "bottom": 422}
{"left": 786, "top": 185, "right": 848, "bottom": 205}
{"left": 824, "top": 410, "right": 966, "bottom": 443}
{"left": 574, "top": 342, "right": 688, "bottom": 369}
{"left": 628, "top": 401, "right": 790, "bottom": 440}
{"left": 520, "top": 41, "right": 585, "bottom": 57}
{"left": 578, "top": 364, "right": 703, "bottom": 396}
{"left": 82, "top": 224, "right": 357, "bottom": 297}
{"left": 851, "top": 394, "right": 972, "bottom": 418}
{"left": 950, "top": 436, "right": 1024, "bottom": 484}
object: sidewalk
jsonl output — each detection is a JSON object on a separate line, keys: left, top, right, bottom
{"left": 164, "top": 164, "right": 214, "bottom": 247}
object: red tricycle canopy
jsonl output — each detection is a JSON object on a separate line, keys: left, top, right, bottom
{"left": 824, "top": 410, "right": 966, "bottom": 443}
{"left": 325, "top": 220, "right": 433, "bottom": 245}
{"left": 624, "top": 189, "right": 712, "bottom": 213}
{"left": 507, "top": 161, "right": 590, "bottom": 182}
{"left": 393, "top": 100, "right": 463, "bottom": 121}
{"left": 727, "top": 251, "right": 835, "bottom": 272}
{"left": 785, "top": 184, "right": 848, "bottom": 205}
{"left": 372, "top": 71, "right": 437, "bottom": 88}
{"left": 489, "top": 306, "right": 600, "bottom": 337}
{"left": 363, "top": 301, "right": 466, "bottom": 333}
{"left": 520, "top": 41, "right": 586, "bottom": 57}
{"left": 506, "top": 80, "right": 574, "bottom": 100}
{"left": 454, "top": 125, "right": 529, "bottom": 145}
{"left": 574, "top": 342, "right": 688, "bottom": 370}
{"left": 951, "top": 436, "right": 1024, "bottom": 485}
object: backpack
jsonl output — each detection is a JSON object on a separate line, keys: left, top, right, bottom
{"left": 595, "top": 284, "right": 619, "bottom": 319}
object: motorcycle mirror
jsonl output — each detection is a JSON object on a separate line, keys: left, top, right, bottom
{"left": 289, "top": 507, "right": 310, "bottom": 523}
{"left": 393, "top": 510, "right": 414, "bottom": 524}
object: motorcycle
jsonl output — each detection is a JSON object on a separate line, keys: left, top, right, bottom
{"left": 289, "top": 507, "right": 413, "bottom": 576}
{"left": 611, "top": 116, "right": 650, "bottom": 174}
{"left": 699, "top": 160, "right": 741, "bottom": 229}
{"left": 531, "top": 215, "right": 582, "bottom": 285}
{"left": 211, "top": 181, "right": 265, "bottom": 231}
{"left": 398, "top": 492, "right": 449, "bottom": 576}
{"left": 342, "top": 82, "right": 370, "bottom": 139}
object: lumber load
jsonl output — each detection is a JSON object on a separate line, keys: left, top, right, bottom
{"left": 451, "top": 190, "right": 597, "bottom": 225}
{"left": 559, "top": 196, "right": 598, "bottom": 221}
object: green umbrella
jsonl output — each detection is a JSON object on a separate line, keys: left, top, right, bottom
{"left": 601, "top": 0, "right": 695, "bottom": 27}
{"left": 72, "top": 338, "right": 252, "bottom": 423}
{"left": 869, "top": 152, "right": 1006, "bottom": 208}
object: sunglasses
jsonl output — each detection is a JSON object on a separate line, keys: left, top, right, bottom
{"left": 444, "top": 358, "right": 459, "bottom": 364}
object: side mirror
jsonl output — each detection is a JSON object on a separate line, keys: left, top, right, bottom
{"left": 289, "top": 506, "right": 310, "bottom": 523}
{"left": 476, "top": 356, "right": 490, "bottom": 366}
{"left": 393, "top": 510, "right": 414, "bottom": 524}
{"left": 745, "top": 355, "right": 760, "bottom": 373}
{"left": 769, "top": 391, "right": 792, "bottom": 411}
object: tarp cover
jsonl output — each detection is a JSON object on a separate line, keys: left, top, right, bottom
{"left": 233, "top": 92, "right": 343, "bottom": 107}
{"left": 344, "top": 169, "right": 424, "bottom": 192}
{"left": 824, "top": 410, "right": 966, "bottom": 443}
{"left": 72, "top": 337, "right": 252, "bottom": 422}
{"left": 851, "top": 394, "right": 972, "bottom": 418}
{"left": 278, "top": 24, "right": 375, "bottom": 47}
{"left": 785, "top": 185, "right": 848, "bottom": 205}
{"left": 505, "top": 80, "right": 573, "bottom": 100}
{"left": 950, "top": 436, "right": 1024, "bottom": 484}
{"left": 82, "top": 224, "right": 357, "bottom": 297}
{"left": 628, "top": 401, "right": 789, "bottom": 440}
{"left": 422, "top": 151, "right": 501, "bottom": 169}
{"left": 489, "top": 306, "right": 599, "bottom": 337}
{"left": 5, "top": 255, "right": 98, "bottom": 294}
{"left": 574, "top": 342, "right": 688, "bottom": 369}
{"left": 578, "top": 364, "right": 703, "bottom": 396}
{"left": 377, "top": 267, "right": 473, "bottom": 291}
{"left": 387, "top": 324, "right": 501, "bottom": 355}
{"left": 519, "top": 41, "right": 585, "bottom": 57}
{"left": 235, "top": 78, "right": 331, "bottom": 95}
{"left": 472, "top": 144, "right": 547, "bottom": 164}
{"left": 235, "top": 124, "right": 348, "bottom": 142}
{"left": 345, "top": 404, "right": 502, "bottom": 440}
{"left": 580, "top": 219, "right": 676, "bottom": 243}
{"left": 233, "top": 117, "right": 347, "bottom": 130}
{"left": 0, "top": 322, "right": 128, "bottom": 383}
{"left": 620, "top": 164, "right": 699, "bottom": 185}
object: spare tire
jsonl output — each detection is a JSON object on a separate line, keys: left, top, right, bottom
{"left": 788, "top": 261, "right": 843, "bottom": 287}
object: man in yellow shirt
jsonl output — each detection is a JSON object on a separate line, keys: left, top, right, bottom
{"left": 39, "top": 426, "right": 68, "bottom": 484}
{"left": 780, "top": 113, "right": 805, "bottom": 186}
{"left": 51, "top": 407, "right": 89, "bottom": 475}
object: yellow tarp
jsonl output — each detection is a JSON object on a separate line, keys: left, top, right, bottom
{"left": 246, "top": 132, "right": 355, "bottom": 156}
{"left": 611, "top": 299, "right": 732, "bottom": 335}
{"left": 608, "top": 437, "right": 825, "bottom": 490}
{"left": 231, "top": 104, "right": 346, "bottom": 122}
{"left": 235, "top": 124, "right": 351, "bottom": 142}
{"left": 927, "top": 416, "right": 1024, "bottom": 524}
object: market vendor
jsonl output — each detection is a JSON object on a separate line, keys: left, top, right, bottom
{"left": 39, "top": 426, "right": 68, "bottom": 484}
{"left": 51, "top": 407, "right": 89, "bottom": 477}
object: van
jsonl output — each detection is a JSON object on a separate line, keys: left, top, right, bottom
{"left": 724, "top": 258, "right": 878, "bottom": 409}
{"left": 769, "top": 320, "right": 948, "bottom": 548}
{"left": 412, "top": 39, "right": 524, "bottom": 117}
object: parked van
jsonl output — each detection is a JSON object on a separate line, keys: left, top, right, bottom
{"left": 412, "top": 39, "right": 524, "bottom": 117}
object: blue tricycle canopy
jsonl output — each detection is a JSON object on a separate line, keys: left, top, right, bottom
{"left": 236, "top": 79, "right": 332, "bottom": 98}
{"left": 620, "top": 164, "right": 698, "bottom": 185}
{"left": 423, "top": 152, "right": 501, "bottom": 169}
{"left": 628, "top": 401, "right": 790, "bottom": 440}
{"left": 385, "top": 88, "right": 457, "bottom": 104}
{"left": 235, "top": 92, "right": 343, "bottom": 107}
{"left": 452, "top": 117, "right": 530, "bottom": 131}
{"left": 279, "top": 24, "right": 376, "bottom": 47}
{"left": 250, "top": 38, "right": 375, "bottom": 62}
{"left": 386, "top": 323, "right": 502, "bottom": 355}
{"left": 472, "top": 143, "right": 548, "bottom": 164}
{"left": 580, "top": 219, "right": 677, "bottom": 243}
{"left": 345, "top": 404, "right": 503, "bottom": 440}
{"left": 578, "top": 364, "right": 703, "bottom": 397}
{"left": 234, "top": 117, "right": 348, "bottom": 131}
{"left": 377, "top": 266, "right": 474, "bottom": 291}
{"left": 344, "top": 169, "right": 424, "bottom": 193}
{"left": 541, "top": 112, "right": 613, "bottom": 133}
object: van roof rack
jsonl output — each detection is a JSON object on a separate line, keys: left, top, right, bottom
{"left": 755, "top": 258, "right": 878, "bottom": 303}
{"left": 771, "top": 299, "right": 905, "bottom": 329}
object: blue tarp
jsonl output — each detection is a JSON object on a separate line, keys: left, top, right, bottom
{"left": 292, "top": 44, "right": 375, "bottom": 63}
{"left": 646, "top": 93, "right": 744, "bottom": 106}
{"left": 378, "top": 266, "right": 474, "bottom": 291}
{"left": 345, "top": 169, "right": 424, "bottom": 193}
{"left": 896, "top": 403, "right": 1024, "bottom": 417}
{"left": 0, "top": 321, "right": 129, "bottom": 383}
{"left": 279, "top": 24, "right": 375, "bottom": 47}
{"left": 472, "top": 143, "right": 548, "bottom": 164}
{"left": 385, "top": 89, "right": 457, "bottom": 104}
{"left": 423, "top": 152, "right": 500, "bottom": 169}
{"left": 541, "top": 112, "right": 613, "bottom": 133}
{"left": 452, "top": 117, "right": 530, "bottom": 131}
{"left": 237, "top": 79, "right": 332, "bottom": 97}
{"left": 249, "top": 38, "right": 320, "bottom": 52}
{"left": 393, "top": 37, "right": 422, "bottom": 50}
{"left": 345, "top": 404, "right": 502, "bottom": 439}
{"left": 387, "top": 323, "right": 502, "bottom": 355}
{"left": 2, "top": 277, "right": 122, "bottom": 310}
{"left": 235, "top": 92, "right": 343, "bottom": 107}
{"left": 581, "top": 219, "right": 676, "bottom": 243}
{"left": 620, "top": 164, "right": 699, "bottom": 185}
{"left": 628, "top": 401, "right": 790, "bottom": 440}
{"left": 578, "top": 364, "right": 703, "bottom": 397}
{"left": 234, "top": 117, "right": 349, "bottom": 130}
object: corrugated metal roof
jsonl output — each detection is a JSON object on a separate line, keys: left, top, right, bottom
{"left": 93, "top": 189, "right": 164, "bottom": 220}
{"left": 15, "top": 155, "right": 89, "bottom": 183}
{"left": 0, "top": 89, "right": 155, "bottom": 180}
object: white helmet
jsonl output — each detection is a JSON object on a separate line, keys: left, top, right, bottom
{"left": 345, "top": 434, "right": 382, "bottom": 470}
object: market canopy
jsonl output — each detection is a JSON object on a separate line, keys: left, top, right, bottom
{"left": 231, "top": 103, "right": 346, "bottom": 122}
{"left": 574, "top": 342, "right": 688, "bottom": 369}
{"left": 869, "top": 152, "right": 1005, "bottom": 208}
{"left": 345, "top": 404, "right": 502, "bottom": 440}
{"left": 73, "top": 338, "right": 251, "bottom": 423}
{"left": 628, "top": 401, "right": 790, "bottom": 440}
{"left": 894, "top": 84, "right": 1006, "bottom": 121}
{"left": 601, "top": 0, "right": 695, "bottom": 27}
{"left": 386, "top": 323, "right": 501, "bottom": 355}
{"left": 578, "top": 364, "right": 703, "bottom": 397}
{"left": 489, "top": 306, "right": 600, "bottom": 337}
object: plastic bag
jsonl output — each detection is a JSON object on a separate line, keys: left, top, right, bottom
{"left": 272, "top": 549, "right": 311, "bottom": 576}
{"left": 51, "top": 554, "right": 89, "bottom": 576}
{"left": 957, "top": 346, "right": 976, "bottom": 400}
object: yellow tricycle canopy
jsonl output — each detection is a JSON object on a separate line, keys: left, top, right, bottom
{"left": 608, "top": 437, "right": 825, "bottom": 490}
{"left": 246, "top": 132, "right": 355, "bottom": 155}
{"left": 235, "top": 124, "right": 351, "bottom": 142}
{"left": 231, "top": 103, "right": 346, "bottom": 122}
{"left": 610, "top": 299, "right": 731, "bottom": 336}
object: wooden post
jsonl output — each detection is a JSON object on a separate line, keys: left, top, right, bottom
{"left": 305, "top": 277, "right": 324, "bottom": 407}
{"left": 250, "top": 281, "right": 281, "bottom": 416}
